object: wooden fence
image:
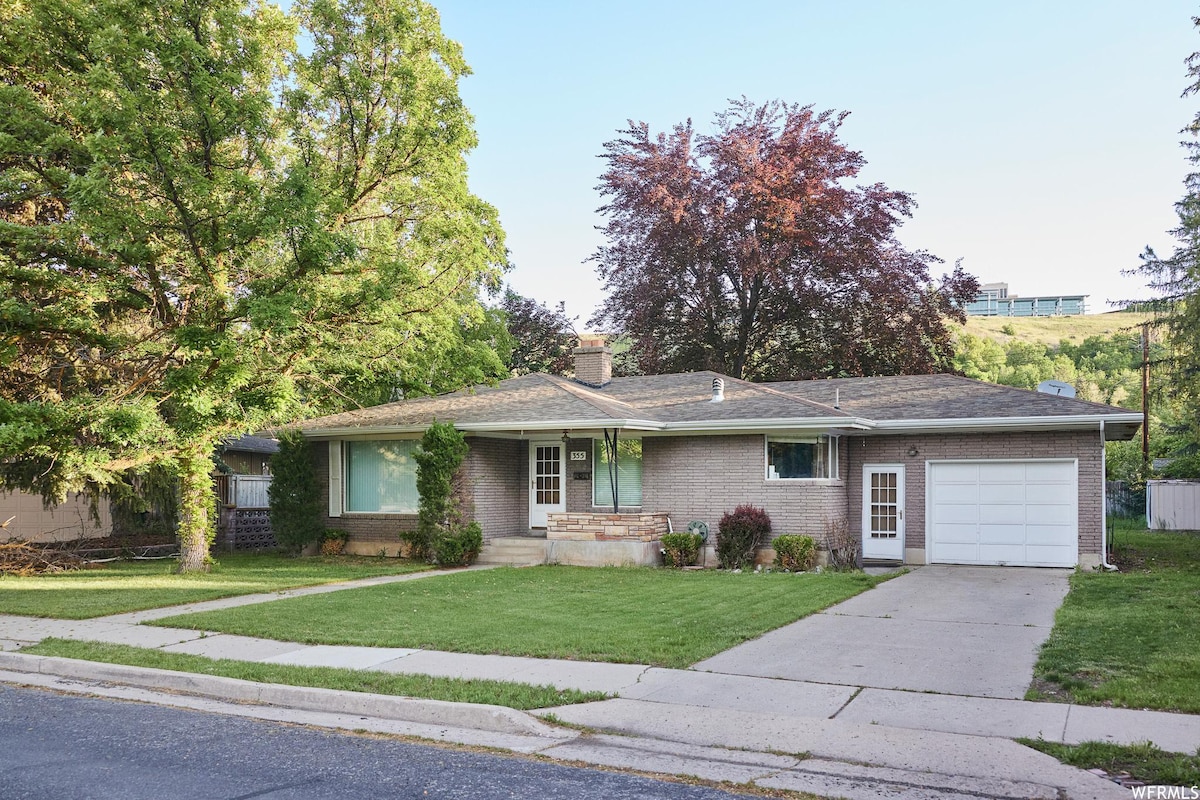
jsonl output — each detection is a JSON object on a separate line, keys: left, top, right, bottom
{"left": 1105, "top": 480, "right": 1141, "bottom": 518}
{"left": 214, "top": 474, "right": 276, "bottom": 551}
{"left": 214, "top": 474, "right": 272, "bottom": 509}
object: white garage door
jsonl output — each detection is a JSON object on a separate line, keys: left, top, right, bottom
{"left": 928, "top": 460, "right": 1077, "bottom": 567}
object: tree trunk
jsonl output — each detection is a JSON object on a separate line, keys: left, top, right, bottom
{"left": 176, "top": 450, "right": 214, "bottom": 573}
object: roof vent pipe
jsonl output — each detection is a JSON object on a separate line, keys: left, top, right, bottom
{"left": 711, "top": 377, "right": 724, "bottom": 403}
{"left": 835, "top": 388, "right": 840, "bottom": 409}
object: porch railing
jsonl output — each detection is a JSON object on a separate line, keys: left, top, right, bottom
{"left": 214, "top": 474, "right": 276, "bottom": 552}
{"left": 215, "top": 474, "right": 272, "bottom": 509}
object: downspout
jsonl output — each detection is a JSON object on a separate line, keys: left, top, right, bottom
{"left": 1100, "top": 420, "right": 1118, "bottom": 571}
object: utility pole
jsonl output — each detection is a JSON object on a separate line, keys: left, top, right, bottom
{"left": 1142, "top": 322, "right": 1151, "bottom": 468}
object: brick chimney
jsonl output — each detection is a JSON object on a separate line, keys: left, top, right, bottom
{"left": 573, "top": 336, "right": 612, "bottom": 388}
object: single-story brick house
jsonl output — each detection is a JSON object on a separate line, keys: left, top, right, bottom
{"left": 292, "top": 341, "right": 1141, "bottom": 569}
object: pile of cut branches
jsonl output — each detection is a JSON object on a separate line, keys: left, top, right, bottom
{"left": 0, "top": 541, "right": 86, "bottom": 576}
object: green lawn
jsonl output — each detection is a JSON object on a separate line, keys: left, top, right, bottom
{"left": 0, "top": 554, "right": 430, "bottom": 619}
{"left": 152, "top": 565, "right": 884, "bottom": 668}
{"left": 1029, "top": 524, "right": 1200, "bottom": 713}
{"left": 22, "top": 638, "right": 603, "bottom": 710}
{"left": 1019, "top": 739, "right": 1200, "bottom": 786}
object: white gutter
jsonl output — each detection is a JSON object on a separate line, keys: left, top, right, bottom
{"left": 301, "top": 412, "right": 1141, "bottom": 440}
{"left": 874, "top": 413, "right": 1143, "bottom": 433}
{"left": 302, "top": 418, "right": 666, "bottom": 438}
{"left": 661, "top": 417, "right": 871, "bottom": 433}
{"left": 1100, "top": 419, "right": 1118, "bottom": 571}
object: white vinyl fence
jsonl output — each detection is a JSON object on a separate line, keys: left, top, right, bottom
{"left": 1146, "top": 480, "right": 1200, "bottom": 531}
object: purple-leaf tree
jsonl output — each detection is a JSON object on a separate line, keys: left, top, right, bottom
{"left": 590, "top": 98, "right": 978, "bottom": 381}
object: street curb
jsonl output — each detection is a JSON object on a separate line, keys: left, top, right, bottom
{"left": 0, "top": 652, "right": 559, "bottom": 738}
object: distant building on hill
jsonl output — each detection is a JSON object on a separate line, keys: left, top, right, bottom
{"left": 965, "top": 282, "right": 1087, "bottom": 317}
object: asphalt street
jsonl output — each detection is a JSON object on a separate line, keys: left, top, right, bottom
{"left": 0, "top": 685, "right": 757, "bottom": 800}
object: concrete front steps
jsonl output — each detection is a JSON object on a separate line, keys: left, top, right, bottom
{"left": 475, "top": 537, "right": 549, "bottom": 566}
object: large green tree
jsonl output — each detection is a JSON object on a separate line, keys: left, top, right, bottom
{"left": 0, "top": 0, "right": 506, "bottom": 570}
{"left": 1134, "top": 19, "right": 1200, "bottom": 479}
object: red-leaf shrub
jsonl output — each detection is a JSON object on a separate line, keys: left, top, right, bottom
{"left": 716, "top": 504, "right": 771, "bottom": 570}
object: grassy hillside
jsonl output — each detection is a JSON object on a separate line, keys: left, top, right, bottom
{"left": 958, "top": 311, "right": 1153, "bottom": 347}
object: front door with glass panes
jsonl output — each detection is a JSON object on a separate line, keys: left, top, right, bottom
{"left": 529, "top": 441, "right": 565, "bottom": 528}
{"left": 862, "top": 465, "right": 905, "bottom": 560}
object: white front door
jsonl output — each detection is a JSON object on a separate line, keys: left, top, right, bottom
{"left": 862, "top": 464, "right": 905, "bottom": 561}
{"left": 529, "top": 441, "right": 565, "bottom": 528}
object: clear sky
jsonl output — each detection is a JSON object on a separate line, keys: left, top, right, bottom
{"left": 434, "top": 1, "right": 1198, "bottom": 322}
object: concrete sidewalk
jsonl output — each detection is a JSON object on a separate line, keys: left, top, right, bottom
{"left": 4, "top": 608, "right": 1196, "bottom": 754}
{"left": 0, "top": 653, "right": 1133, "bottom": 800}
{"left": 1, "top": 567, "right": 1197, "bottom": 798}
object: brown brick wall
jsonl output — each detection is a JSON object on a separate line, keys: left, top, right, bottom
{"left": 312, "top": 435, "right": 528, "bottom": 546}
{"left": 565, "top": 438, "right": 595, "bottom": 513}
{"left": 311, "top": 441, "right": 417, "bottom": 547}
{"left": 309, "top": 427, "right": 1105, "bottom": 561}
{"left": 0, "top": 490, "right": 113, "bottom": 543}
{"left": 846, "top": 430, "right": 1104, "bottom": 557}
{"left": 641, "top": 434, "right": 850, "bottom": 546}
{"left": 462, "top": 436, "right": 526, "bottom": 538}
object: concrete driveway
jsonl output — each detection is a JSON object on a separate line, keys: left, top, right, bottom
{"left": 693, "top": 565, "right": 1071, "bottom": 699}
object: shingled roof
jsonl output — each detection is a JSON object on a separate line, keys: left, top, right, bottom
{"left": 776, "top": 374, "right": 1131, "bottom": 420}
{"left": 294, "top": 371, "right": 1141, "bottom": 440}
{"left": 220, "top": 434, "right": 279, "bottom": 454}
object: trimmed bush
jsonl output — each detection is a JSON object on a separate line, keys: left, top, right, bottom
{"left": 433, "top": 522, "right": 483, "bottom": 567}
{"left": 716, "top": 504, "right": 771, "bottom": 570}
{"left": 410, "top": 422, "right": 482, "bottom": 566}
{"left": 398, "top": 529, "right": 430, "bottom": 562}
{"left": 772, "top": 535, "right": 817, "bottom": 571}
{"left": 320, "top": 529, "right": 349, "bottom": 556}
{"left": 415, "top": 423, "right": 469, "bottom": 540}
{"left": 267, "top": 430, "right": 325, "bottom": 555}
{"left": 661, "top": 532, "right": 703, "bottom": 568}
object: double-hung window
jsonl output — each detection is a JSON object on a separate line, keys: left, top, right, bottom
{"left": 766, "top": 436, "right": 839, "bottom": 480}
{"left": 593, "top": 438, "right": 643, "bottom": 507}
{"left": 345, "top": 440, "right": 419, "bottom": 513}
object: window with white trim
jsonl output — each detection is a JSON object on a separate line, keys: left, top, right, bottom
{"left": 345, "top": 440, "right": 419, "bottom": 513}
{"left": 593, "top": 438, "right": 643, "bottom": 507}
{"left": 766, "top": 436, "right": 838, "bottom": 480}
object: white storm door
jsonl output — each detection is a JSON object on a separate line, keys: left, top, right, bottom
{"left": 863, "top": 465, "right": 905, "bottom": 561}
{"left": 529, "top": 441, "right": 565, "bottom": 528}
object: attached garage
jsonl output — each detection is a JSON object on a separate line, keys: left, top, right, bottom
{"left": 927, "top": 460, "right": 1078, "bottom": 568}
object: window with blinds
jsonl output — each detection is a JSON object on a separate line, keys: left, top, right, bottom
{"left": 592, "top": 438, "right": 643, "bottom": 507}
{"left": 345, "top": 440, "right": 419, "bottom": 513}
